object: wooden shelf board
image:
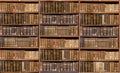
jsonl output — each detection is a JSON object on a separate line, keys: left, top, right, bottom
{"left": 41, "top": 60, "right": 79, "bottom": 62}
{"left": 0, "top": 0, "right": 38, "bottom": 2}
{"left": 80, "top": 12, "right": 119, "bottom": 14}
{"left": 40, "top": 24, "right": 78, "bottom": 26}
{"left": 80, "top": 36, "right": 118, "bottom": 38}
{"left": 1, "top": 24, "right": 39, "bottom": 26}
{"left": 80, "top": 24, "right": 119, "bottom": 27}
{"left": 80, "top": 72, "right": 119, "bottom": 73}
{"left": 1, "top": 71, "right": 39, "bottom": 73}
{"left": 0, "top": 59, "right": 39, "bottom": 61}
{"left": 0, "top": 47, "right": 39, "bottom": 49}
{"left": 40, "top": 48, "right": 79, "bottom": 50}
{"left": 0, "top": 12, "right": 38, "bottom": 14}
{"left": 41, "top": 71, "right": 78, "bottom": 73}
{"left": 40, "top": 35, "right": 79, "bottom": 38}
{"left": 40, "top": 12, "right": 79, "bottom": 15}
{"left": 80, "top": 0, "right": 119, "bottom": 2}
{"left": 80, "top": 60, "right": 119, "bottom": 62}
{"left": 0, "top": 35, "right": 38, "bottom": 37}
{"left": 40, "top": 0, "right": 79, "bottom": 2}
{"left": 80, "top": 47, "right": 119, "bottom": 50}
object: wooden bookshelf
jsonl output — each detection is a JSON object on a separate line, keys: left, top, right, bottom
{"left": 40, "top": 0, "right": 79, "bottom": 73}
{"left": 0, "top": 0, "right": 119, "bottom": 73}
{"left": 0, "top": 0, "right": 39, "bottom": 73}
{"left": 79, "top": 0, "right": 119, "bottom": 72}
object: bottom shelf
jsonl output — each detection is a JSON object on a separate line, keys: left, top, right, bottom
{"left": 40, "top": 71, "right": 120, "bottom": 73}
{"left": 0, "top": 72, "right": 39, "bottom": 73}
{"left": 41, "top": 71, "right": 78, "bottom": 73}
{"left": 80, "top": 72, "right": 119, "bottom": 73}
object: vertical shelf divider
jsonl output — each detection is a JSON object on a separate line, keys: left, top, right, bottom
{"left": 39, "top": 0, "right": 41, "bottom": 73}
{"left": 79, "top": 0, "right": 81, "bottom": 73}
{"left": 118, "top": 0, "right": 120, "bottom": 72}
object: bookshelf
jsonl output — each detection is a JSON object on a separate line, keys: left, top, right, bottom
{"left": 0, "top": 0, "right": 119, "bottom": 73}
{"left": 0, "top": 0, "right": 39, "bottom": 73}
{"left": 40, "top": 0, "right": 79, "bottom": 73}
{"left": 79, "top": 0, "right": 119, "bottom": 72}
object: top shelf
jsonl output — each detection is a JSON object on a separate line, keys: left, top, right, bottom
{"left": 39, "top": 0, "right": 118, "bottom": 2}
{"left": 80, "top": 0, "right": 119, "bottom": 2}
{"left": 40, "top": 0, "right": 79, "bottom": 2}
{"left": 0, "top": 0, "right": 118, "bottom": 2}
{"left": 0, "top": 0, "right": 38, "bottom": 2}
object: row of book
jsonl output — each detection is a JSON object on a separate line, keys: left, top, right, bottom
{"left": 40, "top": 26, "right": 78, "bottom": 36}
{"left": 41, "top": 2, "right": 119, "bottom": 13}
{"left": 40, "top": 50, "right": 78, "bottom": 60}
{"left": 0, "top": 13, "right": 38, "bottom": 24}
{"left": 41, "top": 62, "right": 119, "bottom": 72}
{"left": 0, "top": 26, "right": 38, "bottom": 36}
{"left": 80, "top": 3, "right": 118, "bottom": 12}
{"left": 80, "top": 51, "right": 118, "bottom": 60}
{"left": 0, "top": 61, "right": 39, "bottom": 72}
{"left": 0, "top": 3, "right": 38, "bottom": 12}
{"left": 0, "top": 37, "right": 38, "bottom": 47}
{"left": 80, "top": 26, "right": 118, "bottom": 37}
{"left": 41, "top": 62, "right": 78, "bottom": 72}
{"left": 1, "top": 50, "right": 117, "bottom": 60}
{"left": 40, "top": 2, "right": 78, "bottom": 13}
{"left": 80, "top": 62, "right": 119, "bottom": 72}
{"left": 1, "top": 14, "right": 118, "bottom": 25}
{"left": 40, "top": 39, "right": 78, "bottom": 48}
{"left": 80, "top": 14, "right": 118, "bottom": 25}
{"left": 80, "top": 38, "right": 118, "bottom": 48}
{"left": 41, "top": 15, "right": 78, "bottom": 24}
{"left": 0, "top": 50, "right": 38, "bottom": 59}
{"left": 2, "top": 26, "right": 119, "bottom": 37}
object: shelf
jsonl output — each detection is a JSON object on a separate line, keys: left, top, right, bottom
{"left": 41, "top": 71, "right": 78, "bottom": 73}
{"left": 80, "top": 72, "right": 119, "bottom": 73}
{"left": 80, "top": 47, "right": 119, "bottom": 50}
{"left": 80, "top": 0, "right": 119, "bottom": 2}
{"left": 40, "top": 24, "right": 78, "bottom": 26}
{"left": 0, "top": 47, "right": 39, "bottom": 49}
{"left": 0, "top": 35, "right": 38, "bottom": 37}
{"left": 1, "top": 24, "right": 38, "bottom": 26}
{"left": 0, "top": 0, "right": 38, "bottom": 2}
{"left": 40, "top": 0, "right": 79, "bottom": 2}
{"left": 23, "top": 71, "right": 39, "bottom": 73}
{"left": 80, "top": 24, "right": 119, "bottom": 27}
{"left": 80, "top": 12, "right": 119, "bottom": 14}
{"left": 41, "top": 60, "right": 79, "bottom": 62}
{"left": 0, "top": 12, "right": 38, "bottom": 14}
{"left": 40, "top": 48, "right": 79, "bottom": 50}
{"left": 0, "top": 71, "right": 39, "bottom": 73}
{"left": 40, "top": 35, "right": 79, "bottom": 38}
{"left": 0, "top": 59, "right": 39, "bottom": 61}
{"left": 40, "top": 12, "right": 79, "bottom": 15}
{"left": 80, "top": 59, "right": 119, "bottom": 62}
{"left": 80, "top": 36, "right": 118, "bottom": 38}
